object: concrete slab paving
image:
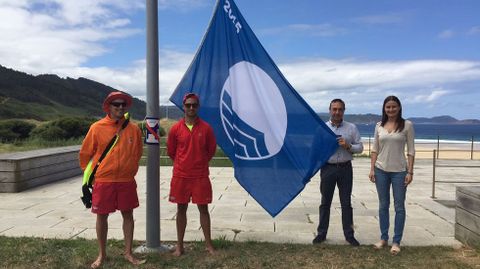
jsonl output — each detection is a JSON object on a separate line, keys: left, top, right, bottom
{"left": 0, "top": 158, "right": 478, "bottom": 248}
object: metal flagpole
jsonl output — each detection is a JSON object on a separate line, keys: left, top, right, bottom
{"left": 136, "top": 0, "right": 170, "bottom": 253}
{"left": 145, "top": 0, "right": 160, "bottom": 249}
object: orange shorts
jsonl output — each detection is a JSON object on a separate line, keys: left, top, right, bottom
{"left": 169, "top": 176, "right": 212, "bottom": 204}
{"left": 91, "top": 181, "right": 139, "bottom": 214}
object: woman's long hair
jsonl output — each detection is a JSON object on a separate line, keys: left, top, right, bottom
{"left": 380, "top": 95, "right": 405, "bottom": 132}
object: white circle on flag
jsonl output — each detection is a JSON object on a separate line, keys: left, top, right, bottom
{"left": 220, "top": 61, "right": 287, "bottom": 160}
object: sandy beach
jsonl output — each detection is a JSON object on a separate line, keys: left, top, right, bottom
{"left": 360, "top": 139, "right": 480, "bottom": 160}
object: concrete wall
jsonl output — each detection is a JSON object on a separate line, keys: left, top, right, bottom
{"left": 455, "top": 186, "right": 480, "bottom": 248}
{"left": 0, "top": 146, "right": 81, "bottom": 192}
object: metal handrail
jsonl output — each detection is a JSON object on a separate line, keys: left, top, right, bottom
{"left": 362, "top": 135, "right": 479, "bottom": 159}
{"left": 431, "top": 149, "right": 480, "bottom": 198}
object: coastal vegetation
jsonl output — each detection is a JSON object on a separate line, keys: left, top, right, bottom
{"left": 0, "top": 117, "right": 167, "bottom": 154}
{"left": 0, "top": 117, "right": 94, "bottom": 152}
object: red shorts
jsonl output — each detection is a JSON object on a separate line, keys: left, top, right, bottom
{"left": 91, "top": 181, "right": 139, "bottom": 214}
{"left": 169, "top": 176, "right": 212, "bottom": 204}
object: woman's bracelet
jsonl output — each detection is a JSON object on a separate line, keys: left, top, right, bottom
{"left": 407, "top": 171, "right": 413, "bottom": 175}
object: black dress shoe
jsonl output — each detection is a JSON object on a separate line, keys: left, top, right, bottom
{"left": 346, "top": 237, "right": 360, "bottom": 246}
{"left": 312, "top": 235, "right": 326, "bottom": 244}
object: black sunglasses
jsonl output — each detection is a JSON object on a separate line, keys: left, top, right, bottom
{"left": 110, "top": 102, "right": 127, "bottom": 107}
{"left": 184, "top": 103, "right": 199, "bottom": 108}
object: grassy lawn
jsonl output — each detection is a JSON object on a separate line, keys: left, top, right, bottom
{"left": 0, "top": 137, "right": 84, "bottom": 154}
{"left": 0, "top": 236, "right": 479, "bottom": 269}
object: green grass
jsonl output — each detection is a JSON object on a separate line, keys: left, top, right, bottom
{"left": 0, "top": 137, "right": 84, "bottom": 153}
{"left": 0, "top": 136, "right": 234, "bottom": 166}
{"left": 0, "top": 97, "right": 88, "bottom": 121}
{"left": 0, "top": 236, "right": 479, "bottom": 269}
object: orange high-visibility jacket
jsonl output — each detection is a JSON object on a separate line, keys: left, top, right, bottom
{"left": 79, "top": 115, "right": 143, "bottom": 183}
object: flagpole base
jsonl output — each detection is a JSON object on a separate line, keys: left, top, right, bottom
{"left": 134, "top": 243, "right": 173, "bottom": 254}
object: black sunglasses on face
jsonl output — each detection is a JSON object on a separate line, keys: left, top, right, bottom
{"left": 184, "top": 103, "right": 199, "bottom": 108}
{"left": 110, "top": 102, "right": 127, "bottom": 107}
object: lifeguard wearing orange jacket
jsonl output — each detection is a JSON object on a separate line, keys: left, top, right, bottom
{"left": 79, "top": 115, "right": 142, "bottom": 183}
{"left": 79, "top": 91, "right": 144, "bottom": 268}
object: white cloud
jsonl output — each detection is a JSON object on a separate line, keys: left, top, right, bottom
{"left": 279, "top": 59, "right": 480, "bottom": 93}
{"left": 102, "top": 19, "right": 132, "bottom": 29}
{"left": 72, "top": 57, "right": 479, "bottom": 115}
{"left": 259, "top": 23, "right": 347, "bottom": 37}
{"left": 0, "top": 1, "right": 142, "bottom": 74}
{"left": 7, "top": 36, "right": 479, "bottom": 115}
{"left": 54, "top": 49, "right": 193, "bottom": 105}
{"left": 409, "top": 88, "right": 450, "bottom": 103}
{"left": 352, "top": 14, "right": 404, "bottom": 25}
{"left": 0, "top": 1, "right": 29, "bottom": 7}
{"left": 158, "top": 0, "right": 209, "bottom": 11}
{"left": 276, "top": 58, "right": 480, "bottom": 113}
{"left": 0, "top": 0, "right": 203, "bottom": 106}
{"left": 438, "top": 29, "right": 455, "bottom": 39}
{"left": 31, "top": 0, "right": 144, "bottom": 26}
{"left": 467, "top": 26, "right": 480, "bottom": 35}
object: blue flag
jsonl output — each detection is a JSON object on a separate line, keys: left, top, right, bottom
{"left": 170, "top": 0, "right": 338, "bottom": 217}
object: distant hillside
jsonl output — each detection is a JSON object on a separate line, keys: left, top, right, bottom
{"left": 318, "top": 113, "right": 480, "bottom": 125}
{"left": 0, "top": 65, "right": 146, "bottom": 121}
{"left": 318, "top": 113, "right": 382, "bottom": 124}
{"left": 408, "top": 115, "right": 480, "bottom": 124}
{"left": 2, "top": 64, "right": 478, "bottom": 125}
{"left": 164, "top": 107, "right": 479, "bottom": 125}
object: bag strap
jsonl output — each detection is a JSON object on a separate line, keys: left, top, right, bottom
{"left": 86, "top": 113, "right": 130, "bottom": 186}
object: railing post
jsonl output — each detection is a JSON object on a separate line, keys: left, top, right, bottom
{"left": 368, "top": 135, "right": 371, "bottom": 157}
{"left": 432, "top": 149, "right": 436, "bottom": 198}
{"left": 471, "top": 135, "right": 474, "bottom": 160}
{"left": 436, "top": 136, "right": 440, "bottom": 159}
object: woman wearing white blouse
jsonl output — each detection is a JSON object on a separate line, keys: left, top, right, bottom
{"left": 369, "top": 96, "right": 415, "bottom": 255}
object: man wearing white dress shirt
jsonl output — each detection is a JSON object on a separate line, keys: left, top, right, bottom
{"left": 313, "top": 99, "right": 364, "bottom": 246}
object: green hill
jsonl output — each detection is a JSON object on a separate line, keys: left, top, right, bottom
{"left": 0, "top": 65, "right": 146, "bottom": 121}
{"left": 2, "top": 64, "right": 478, "bottom": 125}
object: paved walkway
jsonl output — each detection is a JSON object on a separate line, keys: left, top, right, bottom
{"left": 1, "top": 158, "right": 479, "bottom": 247}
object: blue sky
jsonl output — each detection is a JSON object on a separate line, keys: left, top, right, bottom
{"left": 1, "top": 0, "right": 479, "bottom": 119}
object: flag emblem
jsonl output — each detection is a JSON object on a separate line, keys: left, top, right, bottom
{"left": 220, "top": 61, "right": 287, "bottom": 160}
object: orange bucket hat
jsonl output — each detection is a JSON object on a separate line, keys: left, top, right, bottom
{"left": 102, "top": 91, "right": 133, "bottom": 113}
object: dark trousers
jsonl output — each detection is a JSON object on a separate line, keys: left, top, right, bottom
{"left": 316, "top": 162, "right": 354, "bottom": 239}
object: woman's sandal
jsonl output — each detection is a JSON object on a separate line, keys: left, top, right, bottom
{"left": 390, "top": 244, "right": 401, "bottom": 255}
{"left": 373, "top": 240, "right": 387, "bottom": 249}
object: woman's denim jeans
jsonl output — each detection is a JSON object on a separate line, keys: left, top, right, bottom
{"left": 374, "top": 167, "right": 407, "bottom": 245}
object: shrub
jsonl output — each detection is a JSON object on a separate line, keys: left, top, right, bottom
{"left": 0, "top": 120, "right": 36, "bottom": 142}
{"left": 31, "top": 117, "right": 96, "bottom": 141}
{"left": 159, "top": 126, "right": 166, "bottom": 137}
{"left": 54, "top": 117, "right": 95, "bottom": 138}
{"left": 31, "top": 124, "right": 67, "bottom": 141}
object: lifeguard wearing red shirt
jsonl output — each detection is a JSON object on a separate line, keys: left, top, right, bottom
{"left": 166, "top": 93, "right": 217, "bottom": 257}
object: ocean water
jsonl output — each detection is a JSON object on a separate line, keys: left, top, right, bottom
{"left": 356, "top": 123, "right": 480, "bottom": 142}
